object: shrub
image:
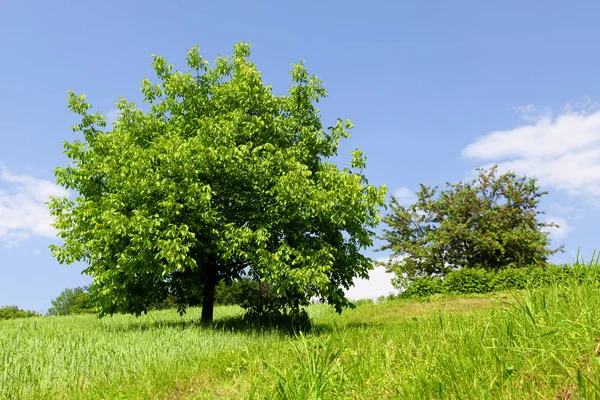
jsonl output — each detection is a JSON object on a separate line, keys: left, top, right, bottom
{"left": 400, "top": 277, "right": 442, "bottom": 298}
{"left": 443, "top": 268, "right": 492, "bottom": 294}
{"left": 522, "top": 267, "right": 554, "bottom": 288}
{"left": 214, "top": 278, "right": 259, "bottom": 306}
{"left": 400, "top": 263, "right": 600, "bottom": 299}
{"left": 491, "top": 268, "right": 528, "bottom": 291}
{"left": 0, "top": 306, "right": 38, "bottom": 321}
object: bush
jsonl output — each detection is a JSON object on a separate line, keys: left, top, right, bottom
{"left": 0, "top": 306, "right": 38, "bottom": 321}
{"left": 443, "top": 268, "right": 492, "bottom": 294}
{"left": 401, "top": 277, "right": 442, "bottom": 298}
{"left": 400, "top": 263, "right": 600, "bottom": 299}
{"left": 521, "top": 267, "right": 554, "bottom": 288}
{"left": 214, "top": 278, "right": 258, "bottom": 306}
{"left": 491, "top": 267, "right": 528, "bottom": 291}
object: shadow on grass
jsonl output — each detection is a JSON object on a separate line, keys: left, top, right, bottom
{"left": 212, "top": 314, "right": 321, "bottom": 335}
{"left": 103, "top": 312, "right": 334, "bottom": 336}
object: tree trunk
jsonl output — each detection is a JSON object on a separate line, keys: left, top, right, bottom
{"left": 201, "top": 279, "right": 216, "bottom": 324}
{"left": 201, "top": 258, "right": 218, "bottom": 324}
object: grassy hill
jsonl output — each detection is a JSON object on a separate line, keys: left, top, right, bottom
{"left": 2, "top": 277, "right": 600, "bottom": 399}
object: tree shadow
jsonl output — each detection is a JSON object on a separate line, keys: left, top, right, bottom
{"left": 211, "top": 314, "right": 321, "bottom": 336}
{"left": 102, "top": 313, "right": 334, "bottom": 336}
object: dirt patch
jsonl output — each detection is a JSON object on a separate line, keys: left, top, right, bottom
{"left": 556, "top": 385, "right": 575, "bottom": 400}
{"left": 158, "top": 373, "right": 239, "bottom": 400}
{"left": 349, "top": 294, "right": 514, "bottom": 326}
{"left": 553, "top": 337, "right": 600, "bottom": 400}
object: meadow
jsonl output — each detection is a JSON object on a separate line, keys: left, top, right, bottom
{"left": 2, "top": 268, "right": 600, "bottom": 399}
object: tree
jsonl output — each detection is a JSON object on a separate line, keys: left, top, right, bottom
{"left": 49, "top": 43, "right": 387, "bottom": 323}
{"left": 48, "top": 286, "right": 95, "bottom": 316}
{"left": 0, "top": 306, "right": 38, "bottom": 320}
{"left": 379, "top": 167, "right": 562, "bottom": 282}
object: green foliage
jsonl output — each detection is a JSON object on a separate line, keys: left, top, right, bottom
{"left": 443, "top": 268, "right": 492, "bottom": 294}
{"left": 0, "top": 305, "right": 38, "bottom": 320}
{"left": 153, "top": 278, "right": 289, "bottom": 313}
{"left": 399, "top": 264, "right": 598, "bottom": 298}
{"left": 491, "top": 267, "right": 529, "bottom": 290}
{"left": 400, "top": 277, "right": 442, "bottom": 298}
{"left": 380, "top": 167, "right": 562, "bottom": 280}
{"left": 214, "top": 278, "right": 256, "bottom": 306}
{"left": 49, "top": 43, "right": 387, "bottom": 322}
{"left": 48, "top": 286, "right": 95, "bottom": 316}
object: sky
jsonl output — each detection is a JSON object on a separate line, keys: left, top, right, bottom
{"left": 2, "top": 1, "right": 600, "bottom": 312}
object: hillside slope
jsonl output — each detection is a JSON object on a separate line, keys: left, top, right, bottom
{"left": 2, "top": 284, "right": 599, "bottom": 399}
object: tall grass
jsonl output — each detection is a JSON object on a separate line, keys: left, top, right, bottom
{"left": 2, "top": 261, "right": 600, "bottom": 399}
{"left": 248, "top": 272, "right": 600, "bottom": 399}
{"left": 0, "top": 306, "right": 274, "bottom": 399}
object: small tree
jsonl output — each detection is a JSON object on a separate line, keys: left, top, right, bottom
{"left": 48, "top": 286, "right": 95, "bottom": 316}
{"left": 49, "top": 43, "right": 387, "bottom": 323}
{"left": 380, "top": 167, "right": 562, "bottom": 282}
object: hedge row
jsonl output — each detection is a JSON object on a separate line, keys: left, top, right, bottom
{"left": 399, "top": 264, "right": 600, "bottom": 299}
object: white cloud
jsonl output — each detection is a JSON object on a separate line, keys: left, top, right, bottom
{"left": 462, "top": 103, "right": 600, "bottom": 203}
{"left": 512, "top": 104, "right": 552, "bottom": 122}
{"left": 392, "top": 187, "right": 417, "bottom": 206}
{"left": 542, "top": 216, "right": 573, "bottom": 241}
{"left": 105, "top": 109, "right": 119, "bottom": 126}
{"left": 345, "top": 258, "right": 399, "bottom": 301}
{"left": 547, "top": 203, "right": 584, "bottom": 221}
{"left": 0, "top": 164, "right": 68, "bottom": 247}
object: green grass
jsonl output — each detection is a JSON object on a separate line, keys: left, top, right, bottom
{"left": 3, "top": 272, "right": 600, "bottom": 399}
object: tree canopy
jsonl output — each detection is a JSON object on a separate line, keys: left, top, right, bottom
{"left": 379, "top": 167, "right": 562, "bottom": 282}
{"left": 49, "top": 43, "right": 387, "bottom": 323}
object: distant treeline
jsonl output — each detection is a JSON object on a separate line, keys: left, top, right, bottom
{"left": 0, "top": 278, "right": 278, "bottom": 321}
{"left": 0, "top": 306, "right": 38, "bottom": 321}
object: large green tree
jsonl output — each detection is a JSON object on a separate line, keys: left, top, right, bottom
{"left": 380, "top": 167, "right": 562, "bottom": 282}
{"left": 49, "top": 43, "right": 387, "bottom": 323}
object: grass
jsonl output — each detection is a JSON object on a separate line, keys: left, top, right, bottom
{"left": 2, "top": 269, "right": 600, "bottom": 399}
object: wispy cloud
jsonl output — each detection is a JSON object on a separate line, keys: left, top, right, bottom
{"left": 542, "top": 216, "right": 573, "bottom": 241}
{"left": 392, "top": 187, "right": 417, "bottom": 206}
{"left": 462, "top": 101, "right": 600, "bottom": 204}
{"left": 547, "top": 203, "right": 584, "bottom": 221}
{"left": 0, "top": 164, "right": 68, "bottom": 247}
{"left": 105, "top": 109, "right": 119, "bottom": 126}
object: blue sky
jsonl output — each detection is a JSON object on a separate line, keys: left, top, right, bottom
{"left": 2, "top": 1, "right": 600, "bottom": 311}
